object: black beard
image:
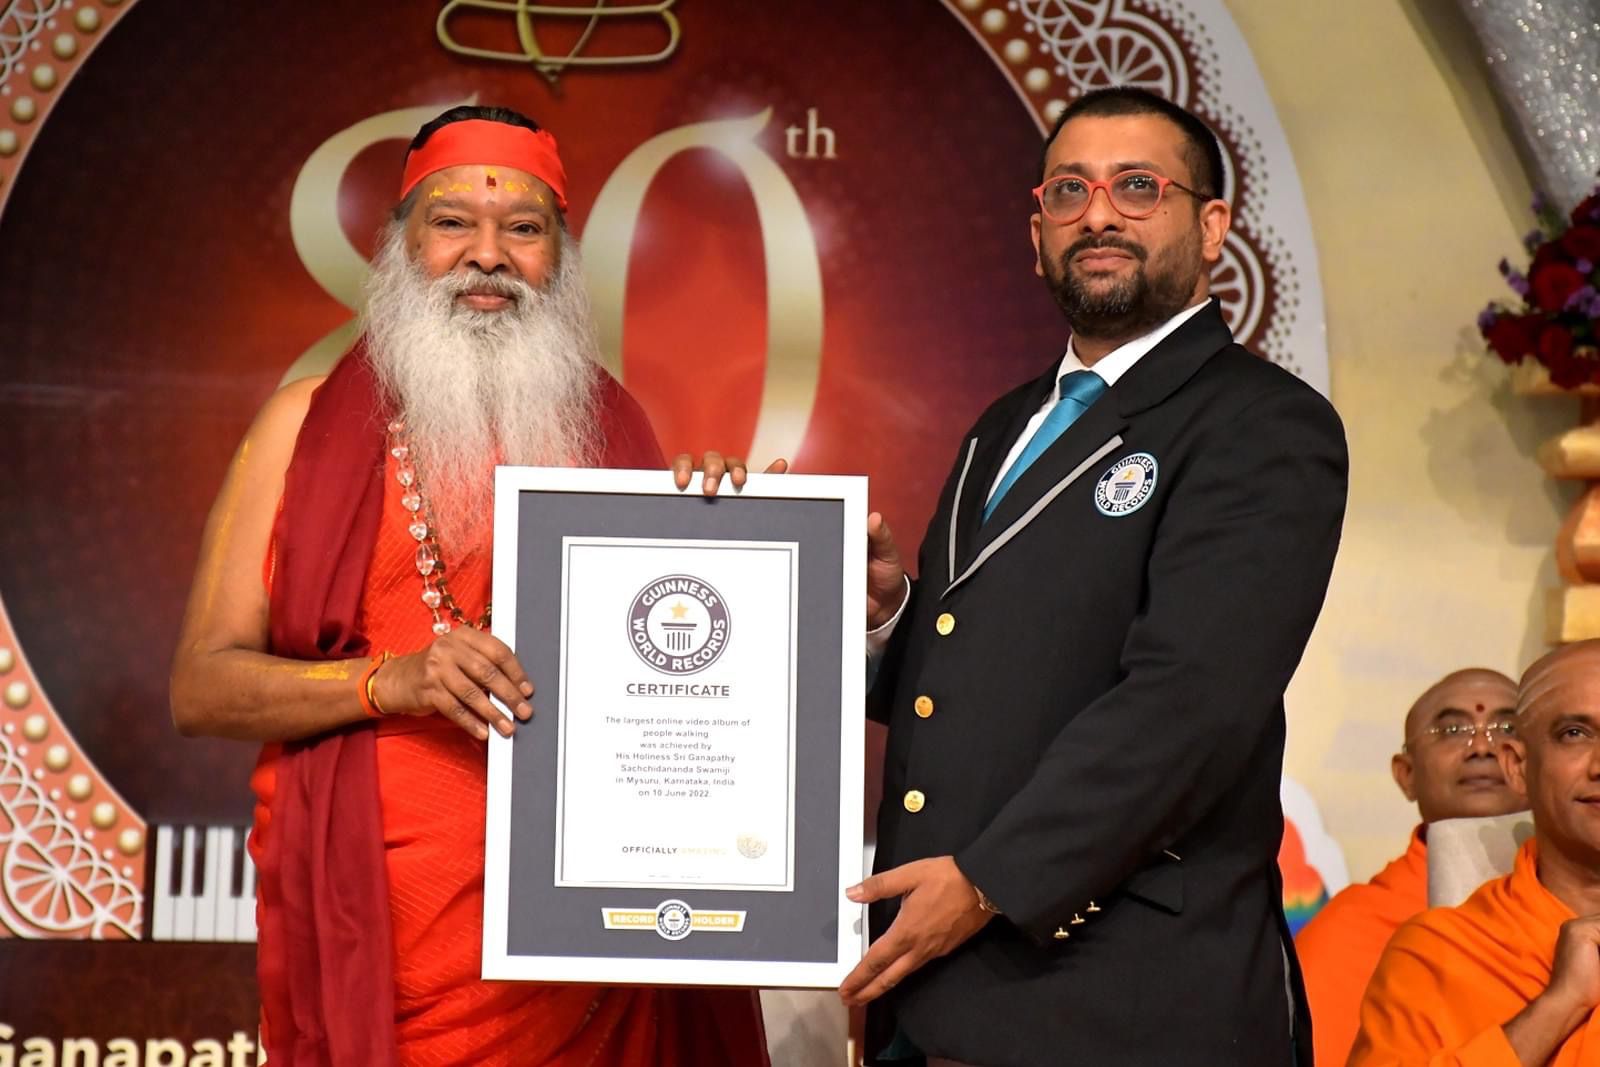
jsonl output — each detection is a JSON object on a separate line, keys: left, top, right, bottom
{"left": 1045, "top": 234, "right": 1202, "bottom": 340}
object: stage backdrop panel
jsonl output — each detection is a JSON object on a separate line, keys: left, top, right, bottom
{"left": 0, "top": 0, "right": 1330, "bottom": 1055}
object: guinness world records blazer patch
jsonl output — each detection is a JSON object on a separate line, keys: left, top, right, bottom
{"left": 1094, "top": 453, "right": 1158, "bottom": 516}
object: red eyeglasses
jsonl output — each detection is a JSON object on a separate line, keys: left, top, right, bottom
{"left": 1032, "top": 170, "right": 1208, "bottom": 223}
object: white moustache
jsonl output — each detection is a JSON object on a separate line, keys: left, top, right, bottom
{"left": 441, "top": 269, "right": 532, "bottom": 303}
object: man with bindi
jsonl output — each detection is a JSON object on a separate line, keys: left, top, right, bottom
{"left": 169, "top": 105, "right": 768, "bottom": 1066}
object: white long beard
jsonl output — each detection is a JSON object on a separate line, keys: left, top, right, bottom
{"left": 362, "top": 224, "right": 602, "bottom": 550}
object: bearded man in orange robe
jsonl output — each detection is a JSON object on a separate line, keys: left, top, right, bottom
{"left": 1296, "top": 668, "right": 1524, "bottom": 1066}
{"left": 170, "top": 105, "right": 769, "bottom": 1066}
{"left": 1350, "top": 640, "right": 1600, "bottom": 1067}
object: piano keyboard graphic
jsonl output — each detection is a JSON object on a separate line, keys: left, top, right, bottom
{"left": 150, "top": 824, "right": 257, "bottom": 942}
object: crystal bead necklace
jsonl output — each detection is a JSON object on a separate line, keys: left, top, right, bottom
{"left": 388, "top": 418, "right": 492, "bottom": 635}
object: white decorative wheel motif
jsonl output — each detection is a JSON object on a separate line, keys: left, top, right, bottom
{"left": 1212, "top": 230, "right": 1267, "bottom": 349}
{"left": 1055, "top": 28, "right": 1181, "bottom": 100}
{"left": 0, "top": 0, "right": 64, "bottom": 85}
{"left": 0, "top": 729, "right": 141, "bottom": 939}
{"left": 1028, "top": 0, "right": 1112, "bottom": 36}
{"left": 1024, "top": 1, "right": 1189, "bottom": 102}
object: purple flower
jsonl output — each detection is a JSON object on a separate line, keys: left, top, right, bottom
{"left": 1533, "top": 191, "right": 1549, "bottom": 215}
{"left": 1566, "top": 285, "right": 1598, "bottom": 312}
{"left": 1507, "top": 270, "right": 1531, "bottom": 297}
{"left": 1580, "top": 258, "right": 1596, "bottom": 275}
{"left": 1525, "top": 229, "right": 1546, "bottom": 252}
{"left": 1478, "top": 306, "right": 1499, "bottom": 330}
{"left": 1588, "top": 291, "right": 1600, "bottom": 318}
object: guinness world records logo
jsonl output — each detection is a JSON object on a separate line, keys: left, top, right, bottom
{"left": 1094, "top": 452, "right": 1158, "bottom": 516}
{"left": 655, "top": 898, "right": 693, "bottom": 941}
{"left": 628, "top": 574, "right": 730, "bottom": 675}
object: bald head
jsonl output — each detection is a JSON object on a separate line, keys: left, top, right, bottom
{"left": 1501, "top": 640, "right": 1600, "bottom": 874}
{"left": 1392, "top": 667, "right": 1522, "bottom": 824}
{"left": 1404, "top": 669, "right": 1518, "bottom": 738}
{"left": 1518, "top": 640, "right": 1600, "bottom": 725}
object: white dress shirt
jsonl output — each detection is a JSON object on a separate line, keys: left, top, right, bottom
{"left": 984, "top": 298, "right": 1211, "bottom": 503}
{"left": 867, "top": 299, "right": 1212, "bottom": 654}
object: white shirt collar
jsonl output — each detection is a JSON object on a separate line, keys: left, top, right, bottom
{"left": 1055, "top": 298, "right": 1212, "bottom": 393}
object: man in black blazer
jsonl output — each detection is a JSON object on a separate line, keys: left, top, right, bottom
{"left": 839, "top": 88, "right": 1347, "bottom": 1067}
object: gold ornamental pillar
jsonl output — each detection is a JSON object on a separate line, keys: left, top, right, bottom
{"left": 1520, "top": 362, "right": 1600, "bottom": 641}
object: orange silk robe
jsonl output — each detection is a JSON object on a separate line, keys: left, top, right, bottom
{"left": 1295, "top": 827, "right": 1427, "bottom": 1067}
{"left": 253, "top": 449, "right": 767, "bottom": 1065}
{"left": 1350, "top": 838, "right": 1600, "bottom": 1066}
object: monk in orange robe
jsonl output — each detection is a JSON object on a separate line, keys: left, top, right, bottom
{"left": 171, "top": 105, "right": 772, "bottom": 1065}
{"left": 1296, "top": 669, "right": 1523, "bottom": 1067}
{"left": 1350, "top": 640, "right": 1600, "bottom": 1067}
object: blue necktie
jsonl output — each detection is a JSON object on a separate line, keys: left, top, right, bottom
{"left": 983, "top": 370, "right": 1107, "bottom": 521}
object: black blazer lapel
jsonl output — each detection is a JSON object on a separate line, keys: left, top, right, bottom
{"left": 959, "top": 301, "right": 1236, "bottom": 583}
{"left": 973, "top": 396, "right": 1129, "bottom": 546}
{"left": 1112, "top": 300, "right": 1235, "bottom": 419}
{"left": 950, "top": 367, "right": 1057, "bottom": 580}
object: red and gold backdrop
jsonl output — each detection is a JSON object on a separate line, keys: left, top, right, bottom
{"left": 0, "top": 0, "right": 1329, "bottom": 1050}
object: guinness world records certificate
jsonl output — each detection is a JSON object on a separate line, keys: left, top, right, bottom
{"left": 483, "top": 467, "right": 866, "bottom": 987}
{"left": 556, "top": 537, "right": 798, "bottom": 892}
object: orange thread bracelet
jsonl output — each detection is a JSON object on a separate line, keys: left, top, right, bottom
{"left": 358, "top": 651, "right": 393, "bottom": 719}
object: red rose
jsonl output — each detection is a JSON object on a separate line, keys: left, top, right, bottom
{"left": 1562, "top": 225, "right": 1600, "bottom": 262}
{"left": 1541, "top": 324, "right": 1575, "bottom": 361}
{"left": 1539, "top": 325, "right": 1584, "bottom": 386}
{"left": 1483, "top": 313, "right": 1543, "bottom": 363}
{"left": 1532, "top": 242, "right": 1564, "bottom": 273}
{"left": 1572, "top": 192, "right": 1600, "bottom": 225}
{"left": 1531, "top": 262, "right": 1588, "bottom": 312}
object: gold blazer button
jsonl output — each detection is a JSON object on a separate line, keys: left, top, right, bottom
{"left": 914, "top": 695, "right": 934, "bottom": 718}
{"left": 903, "top": 789, "right": 926, "bottom": 813}
{"left": 935, "top": 613, "right": 956, "bottom": 636}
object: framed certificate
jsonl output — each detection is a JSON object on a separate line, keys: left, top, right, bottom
{"left": 483, "top": 467, "right": 867, "bottom": 988}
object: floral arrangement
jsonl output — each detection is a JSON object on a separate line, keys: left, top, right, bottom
{"left": 1479, "top": 184, "right": 1600, "bottom": 387}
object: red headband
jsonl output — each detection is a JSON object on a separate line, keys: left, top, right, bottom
{"left": 398, "top": 119, "right": 569, "bottom": 210}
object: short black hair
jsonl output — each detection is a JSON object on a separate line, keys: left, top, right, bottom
{"left": 408, "top": 104, "right": 544, "bottom": 152}
{"left": 392, "top": 105, "right": 552, "bottom": 222}
{"left": 1040, "top": 88, "right": 1225, "bottom": 201}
